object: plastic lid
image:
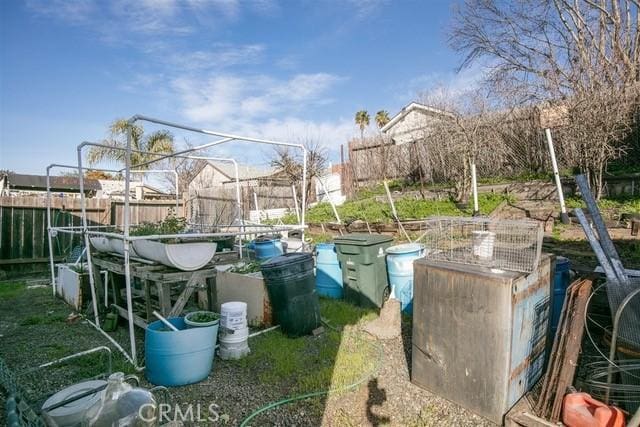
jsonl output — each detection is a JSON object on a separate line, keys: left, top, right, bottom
{"left": 386, "top": 243, "right": 424, "bottom": 254}
{"left": 261, "top": 252, "right": 312, "bottom": 269}
{"left": 334, "top": 233, "right": 393, "bottom": 246}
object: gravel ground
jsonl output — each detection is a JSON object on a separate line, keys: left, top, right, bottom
{"left": 318, "top": 318, "right": 496, "bottom": 427}
{"left": 1, "top": 281, "right": 497, "bottom": 426}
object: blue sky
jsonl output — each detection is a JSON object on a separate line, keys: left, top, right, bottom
{"left": 0, "top": 0, "right": 476, "bottom": 174}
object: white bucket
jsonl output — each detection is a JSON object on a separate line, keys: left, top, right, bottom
{"left": 220, "top": 302, "right": 248, "bottom": 331}
{"left": 218, "top": 326, "right": 250, "bottom": 360}
{"left": 472, "top": 231, "right": 496, "bottom": 260}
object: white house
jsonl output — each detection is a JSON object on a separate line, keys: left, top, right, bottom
{"left": 381, "top": 102, "right": 454, "bottom": 144}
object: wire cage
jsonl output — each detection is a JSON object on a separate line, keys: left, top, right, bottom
{"left": 415, "top": 216, "right": 544, "bottom": 273}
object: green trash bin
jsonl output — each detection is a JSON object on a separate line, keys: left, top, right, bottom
{"left": 334, "top": 233, "right": 393, "bottom": 308}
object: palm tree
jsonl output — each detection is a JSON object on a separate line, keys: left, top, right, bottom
{"left": 375, "top": 110, "right": 390, "bottom": 130}
{"left": 354, "top": 110, "right": 370, "bottom": 141}
{"left": 87, "top": 119, "right": 175, "bottom": 170}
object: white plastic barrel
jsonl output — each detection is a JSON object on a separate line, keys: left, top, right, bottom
{"left": 472, "top": 231, "right": 496, "bottom": 260}
{"left": 220, "top": 302, "right": 248, "bottom": 331}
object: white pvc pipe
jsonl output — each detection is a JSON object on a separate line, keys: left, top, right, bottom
{"left": 122, "top": 121, "right": 137, "bottom": 365}
{"left": 291, "top": 185, "right": 300, "bottom": 222}
{"left": 76, "top": 151, "right": 101, "bottom": 329}
{"left": 253, "top": 191, "right": 260, "bottom": 224}
{"left": 471, "top": 162, "right": 479, "bottom": 215}
{"left": 545, "top": 128, "right": 569, "bottom": 224}
{"left": 152, "top": 311, "right": 179, "bottom": 331}
{"left": 84, "top": 317, "right": 144, "bottom": 372}
{"left": 46, "top": 167, "right": 56, "bottom": 296}
{"left": 317, "top": 176, "right": 341, "bottom": 224}
{"left": 75, "top": 116, "right": 309, "bottom": 366}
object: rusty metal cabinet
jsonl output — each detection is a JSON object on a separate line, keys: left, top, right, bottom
{"left": 411, "top": 255, "right": 554, "bottom": 424}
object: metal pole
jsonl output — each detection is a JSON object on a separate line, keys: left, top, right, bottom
{"left": 291, "top": 185, "right": 300, "bottom": 223}
{"left": 76, "top": 149, "right": 101, "bottom": 327}
{"left": 545, "top": 129, "right": 569, "bottom": 224}
{"left": 46, "top": 167, "right": 56, "bottom": 295}
{"left": 471, "top": 163, "right": 479, "bottom": 216}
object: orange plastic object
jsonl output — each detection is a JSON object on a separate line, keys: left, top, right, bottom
{"left": 562, "top": 392, "right": 626, "bottom": 427}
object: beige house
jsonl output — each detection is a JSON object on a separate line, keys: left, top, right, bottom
{"left": 380, "top": 102, "right": 454, "bottom": 144}
{"left": 188, "top": 161, "right": 275, "bottom": 194}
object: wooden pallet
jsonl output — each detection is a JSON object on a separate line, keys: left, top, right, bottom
{"left": 91, "top": 251, "right": 239, "bottom": 328}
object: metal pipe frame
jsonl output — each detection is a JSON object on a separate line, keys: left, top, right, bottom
{"left": 76, "top": 115, "right": 308, "bottom": 366}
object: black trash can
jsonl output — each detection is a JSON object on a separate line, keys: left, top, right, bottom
{"left": 260, "top": 253, "right": 321, "bottom": 337}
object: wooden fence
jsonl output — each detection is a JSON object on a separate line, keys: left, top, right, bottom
{"left": 0, "top": 196, "right": 183, "bottom": 271}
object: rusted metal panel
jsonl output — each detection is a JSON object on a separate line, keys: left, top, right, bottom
{"left": 411, "top": 255, "right": 552, "bottom": 424}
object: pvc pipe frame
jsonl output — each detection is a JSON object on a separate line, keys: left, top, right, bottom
{"left": 75, "top": 114, "right": 308, "bottom": 366}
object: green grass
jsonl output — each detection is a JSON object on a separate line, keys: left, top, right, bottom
{"left": 233, "top": 299, "right": 378, "bottom": 394}
{"left": 565, "top": 195, "right": 640, "bottom": 215}
{"left": 0, "top": 281, "right": 27, "bottom": 299}
{"left": 281, "top": 192, "right": 513, "bottom": 224}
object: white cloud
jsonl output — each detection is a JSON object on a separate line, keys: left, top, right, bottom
{"left": 347, "top": 0, "right": 389, "bottom": 20}
{"left": 168, "top": 44, "right": 265, "bottom": 70}
{"left": 171, "top": 73, "right": 345, "bottom": 124}
{"left": 25, "top": 0, "right": 95, "bottom": 24}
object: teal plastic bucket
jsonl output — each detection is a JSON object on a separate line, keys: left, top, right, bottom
{"left": 386, "top": 243, "right": 425, "bottom": 314}
{"left": 253, "top": 237, "right": 284, "bottom": 260}
{"left": 145, "top": 317, "right": 218, "bottom": 386}
{"left": 315, "top": 243, "right": 343, "bottom": 299}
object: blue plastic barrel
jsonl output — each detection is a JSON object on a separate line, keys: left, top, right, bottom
{"left": 315, "top": 243, "right": 343, "bottom": 298}
{"left": 386, "top": 243, "right": 425, "bottom": 314}
{"left": 253, "top": 238, "right": 284, "bottom": 260}
{"left": 145, "top": 317, "right": 218, "bottom": 386}
{"left": 550, "top": 257, "right": 571, "bottom": 338}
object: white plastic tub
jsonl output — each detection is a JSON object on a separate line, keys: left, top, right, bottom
{"left": 89, "top": 236, "right": 111, "bottom": 253}
{"left": 132, "top": 240, "right": 217, "bottom": 271}
{"left": 108, "top": 238, "right": 140, "bottom": 258}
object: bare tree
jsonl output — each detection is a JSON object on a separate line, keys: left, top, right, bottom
{"left": 450, "top": 0, "right": 640, "bottom": 197}
{"left": 160, "top": 140, "right": 206, "bottom": 196}
{"left": 270, "top": 139, "right": 328, "bottom": 207}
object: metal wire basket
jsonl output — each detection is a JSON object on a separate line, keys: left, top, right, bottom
{"left": 415, "top": 216, "right": 544, "bottom": 273}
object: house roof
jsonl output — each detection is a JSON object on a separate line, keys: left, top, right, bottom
{"left": 4, "top": 173, "right": 101, "bottom": 193}
{"left": 206, "top": 160, "right": 275, "bottom": 181}
{"left": 381, "top": 102, "right": 455, "bottom": 133}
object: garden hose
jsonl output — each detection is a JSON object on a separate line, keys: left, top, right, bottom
{"left": 239, "top": 332, "right": 384, "bottom": 427}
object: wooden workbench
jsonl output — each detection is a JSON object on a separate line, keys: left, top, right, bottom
{"left": 90, "top": 251, "right": 239, "bottom": 329}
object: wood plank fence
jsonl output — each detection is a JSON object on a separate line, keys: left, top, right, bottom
{"left": 0, "top": 196, "right": 182, "bottom": 271}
